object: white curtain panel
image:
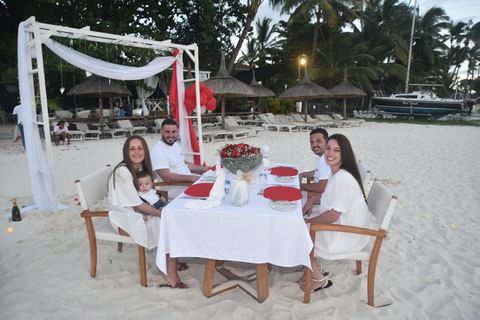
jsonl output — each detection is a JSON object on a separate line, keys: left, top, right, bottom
{"left": 137, "top": 76, "right": 160, "bottom": 116}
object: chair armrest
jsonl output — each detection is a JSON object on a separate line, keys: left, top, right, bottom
{"left": 81, "top": 210, "right": 109, "bottom": 218}
{"left": 309, "top": 223, "right": 386, "bottom": 239}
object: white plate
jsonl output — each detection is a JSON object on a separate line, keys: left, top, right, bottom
{"left": 275, "top": 176, "right": 295, "bottom": 183}
{"left": 202, "top": 174, "right": 215, "bottom": 181}
{"left": 271, "top": 202, "right": 298, "bottom": 211}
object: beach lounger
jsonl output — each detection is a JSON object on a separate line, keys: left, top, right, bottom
{"left": 333, "top": 113, "right": 364, "bottom": 127}
{"left": 304, "top": 180, "right": 398, "bottom": 307}
{"left": 67, "top": 123, "right": 85, "bottom": 142}
{"left": 76, "top": 123, "right": 101, "bottom": 140}
{"left": 76, "top": 110, "right": 91, "bottom": 119}
{"left": 102, "top": 124, "right": 127, "bottom": 138}
{"left": 262, "top": 116, "right": 299, "bottom": 132}
{"left": 276, "top": 114, "right": 314, "bottom": 131}
{"left": 223, "top": 118, "right": 263, "bottom": 136}
{"left": 75, "top": 165, "right": 149, "bottom": 287}
{"left": 153, "top": 119, "right": 164, "bottom": 133}
{"left": 290, "top": 113, "right": 331, "bottom": 128}
{"left": 117, "top": 119, "right": 147, "bottom": 136}
{"left": 316, "top": 114, "right": 350, "bottom": 128}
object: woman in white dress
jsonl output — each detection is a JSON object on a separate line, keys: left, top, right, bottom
{"left": 108, "top": 135, "right": 188, "bottom": 289}
{"left": 301, "top": 134, "right": 370, "bottom": 293}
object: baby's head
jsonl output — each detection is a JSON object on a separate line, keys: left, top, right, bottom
{"left": 137, "top": 171, "right": 154, "bottom": 193}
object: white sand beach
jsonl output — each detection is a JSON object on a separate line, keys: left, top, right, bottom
{"left": 1, "top": 121, "right": 479, "bottom": 319}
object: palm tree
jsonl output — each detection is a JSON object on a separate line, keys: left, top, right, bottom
{"left": 227, "top": 0, "right": 263, "bottom": 74}
{"left": 255, "top": 17, "right": 280, "bottom": 65}
{"left": 269, "top": 0, "right": 364, "bottom": 65}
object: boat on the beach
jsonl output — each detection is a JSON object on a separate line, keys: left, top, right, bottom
{"left": 372, "top": 86, "right": 471, "bottom": 119}
{"left": 372, "top": 0, "right": 473, "bottom": 119}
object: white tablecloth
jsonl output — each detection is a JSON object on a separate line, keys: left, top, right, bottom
{"left": 155, "top": 163, "right": 313, "bottom": 274}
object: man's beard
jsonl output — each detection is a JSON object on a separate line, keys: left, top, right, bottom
{"left": 162, "top": 136, "right": 176, "bottom": 146}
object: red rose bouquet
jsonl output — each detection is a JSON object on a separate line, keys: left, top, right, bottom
{"left": 219, "top": 143, "right": 262, "bottom": 174}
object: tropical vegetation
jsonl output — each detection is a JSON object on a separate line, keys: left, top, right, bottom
{"left": 0, "top": 0, "right": 478, "bottom": 114}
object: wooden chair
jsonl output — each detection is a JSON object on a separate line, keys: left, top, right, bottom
{"left": 75, "top": 165, "right": 148, "bottom": 287}
{"left": 304, "top": 180, "right": 398, "bottom": 307}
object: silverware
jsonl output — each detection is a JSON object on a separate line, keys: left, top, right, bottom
{"left": 180, "top": 196, "right": 207, "bottom": 200}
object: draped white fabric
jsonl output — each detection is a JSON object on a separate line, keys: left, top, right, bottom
{"left": 136, "top": 76, "right": 159, "bottom": 116}
{"left": 18, "top": 26, "right": 178, "bottom": 211}
{"left": 174, "top": 57, "right": 194, "bottom": 163}
{"left": 43, "top": 39, "right": 175, "bottom": 81}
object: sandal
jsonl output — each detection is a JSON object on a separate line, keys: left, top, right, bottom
{"left": 176, "top": 262, "right": 189, "bottom": 271}
{"left": 311, "top": 277, "right": 333, "bottom": 293}
{"left": 158, "top": 281, "right": 189, "bottom": 289}
{"left": 319, "top": 266, "right": 329, "bottom": 277}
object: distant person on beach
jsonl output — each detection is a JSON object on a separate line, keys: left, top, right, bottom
{"left": 107, "top": 135, "right": 188, "bottom": 289}
{"left": 137, "top": 170, "right": 168, "bottom": 211}
{"left": 150, "top": 117, "right": 209, "bottom": 198}
{"left": 52, "top": 120, "right": 70, "bottom": 146}
{"left": 299, "top": 128, "right": 331, "bottom": 207}
{"left": 299, "top": 134, "right": 370, "bottom": 293}
{"left": 12, "top": 104, "right": 25, "bottom": 149}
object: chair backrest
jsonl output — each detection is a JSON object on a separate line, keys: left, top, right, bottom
{"left": 256, "top": 113, "right": 267, "bottom": 119}
{"left": 290, "top": 113, "right": 304, "bottom": 122}
{"left": 353, "top": 110, "right": 362, "bottom": 118}
{"left": 366, "top": 180, "right": 397, "bottom": 231}
{"left": 316, "top": 114, "right": 332, "bottom": 121}
{"left": 333, "top": 113, "right": 344, "bottom": 120}
{"left": 357, "top": 161, "right": 371, "bottom": 189}
{"left": 265, "top": 116, "right": 281, "bottom": 124}
{"left": 266, "top": 113, "right": 275, "bottom": 118}
{"left": 75, "top": 165, "right": 112, "bottom": 211}
{"left": 55, "top": 110, "right": 74, "bottom": 118}
{"left": 117, "top": 120, "right": 133, "bottom": 128}
{"left": 77, "top": 110, "right": 91, "bottom": 119}
{"left": 224, "top": 118, "right": 239, "bottom": 127}
{"left": 276, "top": 114, "right": 292, "bottom": 124}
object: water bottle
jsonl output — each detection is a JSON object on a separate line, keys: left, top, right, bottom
{"left": 258, "top": 172, "right": 267, "bottom": 188}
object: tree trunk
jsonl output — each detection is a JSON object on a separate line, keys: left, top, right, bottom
{"left": 227, "top": 0, "right": 262, "bottom": 74}
{"left": 310, "top": 10, "right": 322, "bottom": 66}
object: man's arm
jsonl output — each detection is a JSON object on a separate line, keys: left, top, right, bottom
{"left": 298, "top": 170, "right": 314, "bottom": 183}
{"left": 155, "top": 168, "right": 200, "bottom": 183}
{"left": 185, "top": 161, "right": 209, "bottom": 174}
{"left": 300, "top": 178, "right": 327, "bottom": 193}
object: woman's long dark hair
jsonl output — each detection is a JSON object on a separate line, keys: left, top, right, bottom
{"left": 327, "top": 134, "right": 365, "bottom": 198}
{"left": 109, "top": 135, "right": 154, "bottom": 191}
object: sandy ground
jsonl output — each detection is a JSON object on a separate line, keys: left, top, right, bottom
{"left": 1, "top": 121, "right": 479, "bottom": 319}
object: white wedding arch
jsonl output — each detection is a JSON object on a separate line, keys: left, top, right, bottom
{"left": 18, "top": 16, "right": 205, "bottom": 211}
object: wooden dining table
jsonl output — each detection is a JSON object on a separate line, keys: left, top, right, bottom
{"left": 155, "top": 163, "right": 313, "bottom": 302}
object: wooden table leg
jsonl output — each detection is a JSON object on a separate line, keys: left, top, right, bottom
{"left": 256, "top": 263, "right": 269, "bottom": 303}
{"left": 202, "top": 259, "right": 216, "bottom": 297}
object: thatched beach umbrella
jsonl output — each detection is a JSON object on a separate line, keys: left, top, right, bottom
{"left": 203, "top": 51, "right": 254, "bottom": 129}
{"left": 67, "top": 76, "right": 132, "bottom": 138}
{"left": 279, "top": 68, "right": 332, "bottom": 122}
{"left": 329, "top": 69, "right": 366, "bottom": 118}
{"left": 249, "top": 70, "right": 275, "bottom": 119}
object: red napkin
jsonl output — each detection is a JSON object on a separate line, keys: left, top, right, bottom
{"left": 263, "top": 186, "right": 302, "bottom": 201}
{"left": 270, "top": 167, "right": 298, "bottom": 177}
{"left": 210, "top": 164, "right": 224, "bottom": 171}
{"left": 184, "top": 183, "right": 214, "bottom": 198}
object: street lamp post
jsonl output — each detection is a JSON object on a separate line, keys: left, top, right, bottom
{"left": 298, "top": 56, "right": 306, "bottom": 81}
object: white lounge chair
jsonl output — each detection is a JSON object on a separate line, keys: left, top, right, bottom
{"left": 333, "top": 113, "right": 364, "bottom": 127}
{"left": 276, "top": 114, "right": 314, "bottom": 131}
{"left": 153, "top": 119, "right": 164, "bottom": 133}
{"left": 76, "top": 123, "right": 101, "bottom": 140}
{"left": 117, "top": 120, "right": 147, "bottom": 136}
{"left": 55, "top": 110, "right": 74, "bottom": 119}
{"left": 316, "top": 114, "right": 350, "bottom": 128}
{"left": 290, "top": 113, "right": 330, "bottom": 129}
{"left": 223, "top": 118, "right": 263, "bottom": 136}
{"left": 67, "top": 123, "right": 85, "bottom": 142}
{"left": 262, "top": 116, "right": 299, "bottom": 132}
{"left": 76, "top": 110, "right": 91, "bottom": 119}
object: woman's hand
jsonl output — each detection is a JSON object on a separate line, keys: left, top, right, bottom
{"left": 302, "top": 198, "right": 315, "bottom": 216}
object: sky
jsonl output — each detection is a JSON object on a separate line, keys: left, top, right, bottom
{"left": 255, "top": 0, "right": 479, "bottom": 26}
